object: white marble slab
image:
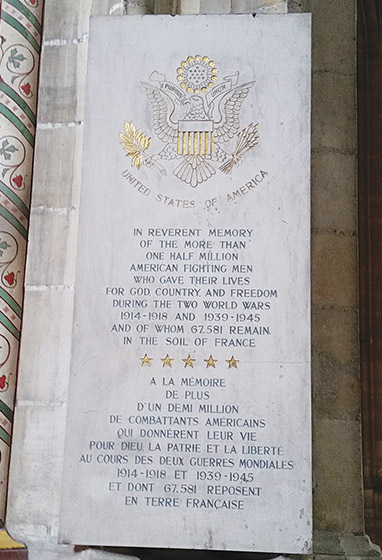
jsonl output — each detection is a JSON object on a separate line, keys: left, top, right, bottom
{"left": 60, "top": 14, "right": 312, "bottom": 553}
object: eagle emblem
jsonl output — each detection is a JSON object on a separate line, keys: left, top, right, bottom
{"left": 120, "top": 55, "right": 259, "bottom": 188}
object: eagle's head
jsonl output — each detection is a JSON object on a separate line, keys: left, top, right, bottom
{"left": 182, "top": 95, "right": 207, "bottom": 119}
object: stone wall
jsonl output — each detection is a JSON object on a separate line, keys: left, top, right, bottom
{"left": 4, "top": 1, "right": 372, "bottom": 559}
{"left": 290, "top": 0, "right": 361, "bottom": 540}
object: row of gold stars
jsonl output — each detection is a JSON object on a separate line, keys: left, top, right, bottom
{"left": 140, "top": 354, "right": 239, "bottom": 369}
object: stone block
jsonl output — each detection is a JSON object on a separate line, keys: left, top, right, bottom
{"left": 25, "top": 208, "right": 79, "bottom": 287}
{"left": 125, "top": 0, "right": 155, "bottom": 14}
{"left": 313, "top": 529, "right": 343, "bottom": 555}
{"left": 200, "top": 0, "right": 231, "bottom": 13}
{"left": 312, "top": 355, "right": 360, "bottom": 420}
{"left": 312, "top": 307, "right": 358, "bottom": 365}
{"left": 154, "top": 0, "right": 175, "bottom": 13}
{"left": 311, "top": 151, "right": 356, "bottom": 233}
{"left": 311, "top": 233, "right": 357, "bottom": 308}
{"left": 312, "top": 72, "right": 356, "bottom": 153}
{"left": 177, "top": 0, "right": 200, "bottom": 14}
{"left": 287, "top": 0, "right": 307, "bottom": 12}
{"left": 340, "top": 534, "right": 382, "bottom": 556}
{"left": 312, "top": 417, "right": 363, "bottom": 534}
{"left": 309, "top": 0, "right": 356, "bottom": 76}
{"left": 231, "top": 0, "right": 287, "bottom": 13}
{"left": 43, "top": 0, "right": 119, "bottom": 41}
{"left": 17, "top": 288, "right": 74, "bottom": 404}
{"left": 37, "top": 43, "right": 88, "bottom": 124}
{"left": 312, "top": 531, "right": 381, "bottom": 558}
{"left": 43, "top": 0, "right": 92, "bottom": 41}
{"left": 7, "top": 405, "right": 67, "bottom": 539}
{"left": 32, "top": 125, "right": 84, "bottom": 210}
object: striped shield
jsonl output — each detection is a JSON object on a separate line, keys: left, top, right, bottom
{"left": 177, "top": 120, "right": 214, "bottom": 156}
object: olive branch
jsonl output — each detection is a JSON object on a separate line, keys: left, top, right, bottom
{"left": 119, "top": 121, "right": 166, "bottom": 175}
{"left": 219, "top": 123, "right": 259, "bottom": 175}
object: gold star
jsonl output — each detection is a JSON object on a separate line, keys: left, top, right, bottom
{"left": 161, "top": 354, "right": 173, "bottom": 368}
{"left": 183, "top": 355, "right": 196, "bottom": 368}
{"left": 140, "top": 353, "right": 152, "bottom": 366}
{"left": 226, "top": 356, "right": 239, "bottom": 369}
{"left": 204, "top": 355, "right": 217, "bottom": 368}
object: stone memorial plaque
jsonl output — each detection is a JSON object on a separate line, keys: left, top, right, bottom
{"left": 60, "top": 14, "right": 312, "bottom": 553}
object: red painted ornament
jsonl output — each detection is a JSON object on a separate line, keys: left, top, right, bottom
{"left": 12, "top": 175, "right": 23, "bottom": 188}
{"left": 0, "top": 375, "right": 6, "bottom": 390}
{"left": 21, "top": 82, "right": 31, "bottom": 95}
{"left": 4, "top": 272, "right": 15, "bottom": 286}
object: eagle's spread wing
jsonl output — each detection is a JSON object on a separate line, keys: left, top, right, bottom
{"left": 214, "top": 82, "right": 254, "bottom": 143}
{"left": 141, "top": 82, "right": 178, "bottom": 144}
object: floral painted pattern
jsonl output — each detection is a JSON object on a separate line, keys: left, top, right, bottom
{"left": 0, "top": 0, "right": 44, "bottom": 525}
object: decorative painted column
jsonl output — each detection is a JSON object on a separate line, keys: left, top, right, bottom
{"left": 0, "top": 0, "right": 44, "bottom": 555}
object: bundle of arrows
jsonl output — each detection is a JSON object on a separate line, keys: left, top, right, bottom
{"left": 219, "top": 123, "right": 259, "bottom": 175}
